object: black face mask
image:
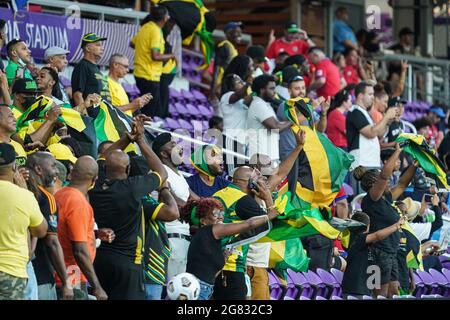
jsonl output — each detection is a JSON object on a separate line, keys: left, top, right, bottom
{"left": 22, "top": 96, "right": 37, "bottom": 109}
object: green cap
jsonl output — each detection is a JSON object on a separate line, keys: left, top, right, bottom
{"left": 81, "top": 33, "right": 107, "bottom": 47}
{"left": 285, "top": 22, "right": 299, "bottom": 33}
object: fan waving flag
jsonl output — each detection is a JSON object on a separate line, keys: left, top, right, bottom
{"left": 283, "top": 97, "right": 354, "bottom": 209}
{"left": 269, "top": 239, "right": 310, "bottom": 272}
{"left": 395, "top": 133, "right": 449, "bottom": 189}
{"left": 151, "top": 0, "right": 216, "bottom": 69}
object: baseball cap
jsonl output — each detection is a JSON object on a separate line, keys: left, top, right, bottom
{"left": 246, "top": 45, "right": 267, "bottom": 63}
{"left": 0, "top": 143, "right": 16, "bottom": 166}
{"left": 285, "top": 22, "right": 299, "bottom": 33}
{"left": 282, "top": 66, "right": 301, "bottom": 84}
{"left": 81, "top": 33, "right": 107, "bottom": 47}
{"left": 44, "top": 46, "right": 70, "bottom": 60}
{"left": 11, "top": 79, "right": 42, "bottom": 94}
{"left": 223, "top": 22, "right": 243, "bottom": 34}
{"left": 388, "top": 96, "right": 407, "bottom": 108}
{"left": 429, "top": 106, "right": 446, "bottom": 118}
{"left": 152, "top": 132, "right": 172, "bottom": 156}
{"left": 46, "top": 143, "right": 77, "bottom": 164}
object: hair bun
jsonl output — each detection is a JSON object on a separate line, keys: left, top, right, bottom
{"left": 353, "top": 166, "right": 367, "bottom": 181}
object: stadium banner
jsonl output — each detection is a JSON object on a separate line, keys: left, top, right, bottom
{"left": 0, "top": 8, "right": 138, "bottom": 66}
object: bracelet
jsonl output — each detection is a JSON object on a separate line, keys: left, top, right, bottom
{"left": 159, "top": 187, "right": 170, "bottom": 193}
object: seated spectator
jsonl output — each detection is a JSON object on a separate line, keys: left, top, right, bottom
{"left": 308, "top": 47, "right": 341, "bottom": 99}
{"left": 332, "top": 52, "right": 347, "bottom": 89}
{"left": 184, "top": 197, "right": 279, "bottom": 300}
{"left": 333, "top": 7, "right": 358, "bottom": 54}
{"left": 343, "top": 48, "right": 368, "bottom": 85}
{"left": 187, "top": 145, "right": 230, "bottom": 197}
{"left": 0, "top": 105, "right": 27, "bottom": 167}
{"left": 283, "top": 54, "right": 311, "bottom": 87}
{"left": 425, "top": 106, "right": 446, "bottom": 149}
{"left": 43, "top": 46, "right": 71, "bottom": 104}
{"left": 247, "top": 75, "right": 291, "bottom": 162}
{"left": 272, "top": 51, "right": 290, "bottom": 74}
{"left": 266, "top": 22, "right": 314, "bottom": 60}
{"left": 71, "top": 33, "right": 111, "bottom": 112}
{"left": 222, "top": 55, "right": 255, "bottom": 91}
{"left": 341, "top": 211, "right": 404, "bottom": 299}
{"left": 327, "top": 88, "right": 353, "bottom": 150}
{"left": 107, "top": 53, "right": 152, "bottom": 116}
{"left": 354, "top": 145, "right": 417, "bottom": 298}
{"left": 0, "top": 143, "right": 48, "bottom": 301}
{"left": 10, "top": 78, "right": 42, "bottom": 119}
{"left": 246, "top": 45, "right": 267, "bottom": 78}
{"left": 5, "top": 39, "right": 34, "bottom": 87}
{"left": 275, "top": 66, "right": 300, "bottom": 101}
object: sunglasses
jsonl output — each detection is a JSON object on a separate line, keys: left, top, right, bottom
{"left": 212, "top": 210, "right": 224, "bottom": 218}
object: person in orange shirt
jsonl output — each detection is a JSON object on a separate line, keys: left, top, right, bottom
{"left": 370, "top": 86, "right": 389, "bottom": 124}
{"left": 54, "top": 156, "right": 113, "bottom": 300}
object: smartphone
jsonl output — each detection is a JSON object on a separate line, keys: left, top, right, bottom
{"left": 249, "top": 179, "right": 259, "bottom": 192}
{"left": 424, "top": 194, "right": 434, "bottom": 203}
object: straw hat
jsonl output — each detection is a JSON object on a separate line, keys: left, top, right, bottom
{"left": 402, "top": 197, "right": 421, "bottom": 221}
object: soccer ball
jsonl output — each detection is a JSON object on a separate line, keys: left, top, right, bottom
{"left": 167, "top": 273, "right": 200, "bottom": 300}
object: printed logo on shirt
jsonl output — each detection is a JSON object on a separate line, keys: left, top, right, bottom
{"left": 316, "top": 69, "right": 324, "bottom": 77}
{"left": 293, "top": 46, "right": 298, "bottom": 52}
{"left": 49, "top": 214, "right": 58, "bottom": 229}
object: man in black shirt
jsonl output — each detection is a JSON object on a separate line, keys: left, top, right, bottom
{"left": 71, "top": 33, "right": 111, "bottom": 110}
{"left": 382, "top": 97, "right": 407, "bottom": 148}
{"left": 89, "top": 115, "right": 167, "bottom": 300}
{"left": 26, "top": 152, "right": 73, "bottom": 300}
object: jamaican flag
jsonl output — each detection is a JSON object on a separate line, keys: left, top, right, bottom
{"left": 283, "top": 97, "right": 354, "bottom": 209}
{"left": 190, "top": 144, "right": 222, "bottom": 181}
{"left": 269, "top": 239, "right": 310, "bottom": 272}
{"left": 401, "top": 222, "right": 423, "bottom": 270}
{"left": 396, "top": 133, "right": 449, "bottom": 190}
{"left": 151, "top": 0, "right": 215, "bottom": 69}
{"left": 16, "top": 96, "right": 97, "bottom": 156}
{"left": 88, "top": 99, "right": 137, "bottom": 154}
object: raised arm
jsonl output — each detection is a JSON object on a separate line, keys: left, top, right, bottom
{"left": 390, "top": 162, "right": 418, "bottom": 200}
{"left": 359, "top": 107, "right": 396, "bottom": 139}
{"left": 366, "top": 216, "right": 404, "bottom": 244}
{"left": 154, "top": 183, "right": 180, "bottom": 222}
{"left": 369, "top": 143, "right": 401, "bottom": 201}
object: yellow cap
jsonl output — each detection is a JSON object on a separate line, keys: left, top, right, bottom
{"left": 46, "top": 143, "right": 77, "bottom": 164}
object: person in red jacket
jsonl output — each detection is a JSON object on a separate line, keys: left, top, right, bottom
{"left": 266, "top": 22, "right": 315, "bottom": 60}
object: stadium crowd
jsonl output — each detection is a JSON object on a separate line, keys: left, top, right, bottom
{"left": 0, "top": 3, "right": 449, "bottom": 301}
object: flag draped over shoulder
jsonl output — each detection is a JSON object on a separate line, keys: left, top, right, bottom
{"left": 401, "top": 222, "right": 423, "bottom": 270}
{"left": 396, "top": 133, "right": 449, "bottom": 189}
{"left": 16, "top": 95, "right": 97, "bottom": 156}
{"left": 283, "top": 97, "right": 354, "bottom": 208}
{"left": 151, "top": 0, "right": 215, "bottom": 69}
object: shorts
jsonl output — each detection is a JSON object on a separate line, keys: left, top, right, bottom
{"left": 0, "top": 271, "right": 27, "bottom": 300}
{"left": 372, "top": 247, "right": 399, "bottom": 285}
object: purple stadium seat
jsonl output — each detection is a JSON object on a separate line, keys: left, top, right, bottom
{"left": 59, "top": 75, "right": 71, "bottom": 88}
{"left": 316, "top": 268, "right": 341, "bottom": 298}
{"left": 428, "top": 269, "right": 450, "bottom": 297}
{"left": 174, "top": 102, "right": 190, "bottom": 119}
{"left": 168, "top": 103, "right": 179, "bottom": 118}
{"left": 178, "top": 118, "right": 194, "bottom": 132}
{"left": 413, "top": 271, "right": 426, "bottom": 298}
{"left": 169, "top": 87, "right": 182, "bottom": 104}
{"left": 315, "top": 296, "right": 327, "bottom": 300}
{"left": 286, "top": 269, "right": 313, "bottom": 299}
{"left": 330, "top": 268, "right": 343, "bottom": 285}
{"left": 192, "top": 89, "right": 207, "bottom": 103}
{"left": 284, "top": 270, "right": 301, "bottom": 300}
{"left": 185, "top": 104, "right": 201, "bottom": 119}
{"left": 303, "top": 270, "right": 328, "bottom": 299}
{"left": 181, "top": 89, "right": 195, "bottom": 103}
{"left": 198, "top": 105, "right": 213, "bottom": 119}
{"left": 443, "top": 269, "right": 450, "bottom": 283}
{"left": 362, "top": 295, "right": 373, "bottom": 300}
{"left": 165, "top": 118, "right": 180, "bottom": 130}
{"left": 346, "top": 295, "right": 358, "bottom": 300}
{"left": 299, "top": 296, "right": 310, "bottom": 300}
{"left": 331, "top": 296, "right": 343, "bottom": 300}
{"left": 268, "top": 270, "right": 286, "bottom": 300}
{"left": 417, "top": 270, "right": 439, "bottom": 295}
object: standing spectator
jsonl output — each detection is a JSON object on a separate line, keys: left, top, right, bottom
{"left": 327, "top": 88, "right": 353, "bottom": 150}
{"left": 355, "top": 146, "right": 417, "bottom": 298}
{"left": 219, "top": 74, "right": 252, "bottom": 174}
{"left": 133, "top": 6, "right": 175, "bottom": 117}
{"left": 35, "top": 67, "right": 66, "bottom": 104}
{"left": 341, "top": 211, "right": 404, "bottom": 299}
{"left": 343, "top": 48, "right": 369, "bottom": 85}
{"left": 382, "top": 97, "right": 407, "bottom": 148}
{"left": 55, "top": 156, "right": 108, "bottom": 300}
{"left": 0, "top": 20, "right": 6, "bottom": 72}
{"left": 346, "top": 82, "right": 397, "bottom": 193}
{"left": 151, "top": 132, "right": 197, "bottom": 282}
{"left": 9, "top": 78, "right": 42, "bottom": 120}
{"left": 332, "top": 52, "right": 348, "bottom": 89}
{"left": 0, "top": 143, "right": 47, "bottom": 300}
{"left": 266, "top": 22, "right": 315, "bottom": 60}
{"left": 308, "top": 47, "right": 341, "bottom": 99}
{"left": 89, "top": 117, "right": 167, "bottom": 300}
{"left": 0, "top": 20, "right": 10, "bottom": 106}
{"left": 106, "top": 53, "right": 152, "bottom": 116}
{"left": 160, "top": 20, "right": 179, "bottom": 116}
{"left": 370, "top": 85, "right": 389, "bottom": 124}
{"left": 0, "top": 105, "right": 27, "bottom": 167}
{"left": 222, "top": 55, "right": 255, "bottom": 92}
{"left": 187, "top": 145, "right": 230, "bottom": 197}
{"left": 71, "top": 33, "right": 111, "bottom": 110}
{"left": 211, "top": 22, "right": 242, "bottom": 96}
{"left": 333, "top": 7, "right": 358, "bottom": 53}
{"left": 425, "top": 106, "right": 446, "bottom": 149}
{"left": 247, "top": 75, "right": 291, "bottom": 162}
{"left": 142, "top": 185, "right": 179, "bottom": 300}
{"left": 246, "top": 45, "right": 267, "bottom": 78}
{"left": 25, "top": 152, "right": 73, "bottom": 300}
{"left": 283, "top": 54, "right": 311, "bottom": 87}
{"left": 183, "top": 197, "right": 279, "bottom": 300}
{"left": 275, "top": 65, "right": 300, "bottom": 101}
{"left": 43, "top": 46, "right": 71, "bottom": 104}
{"left": 212, "top": 166, "right": 277, "bottom": 300}
{"left": 5, "top": 39, "right": 34, "bottom": 86}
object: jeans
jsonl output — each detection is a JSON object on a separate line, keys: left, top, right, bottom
{"left": 166, "top": 237, "right": 190, "bottom": 282}
{"left": 198, "top": 280, "right": 214, "bottom": 300}
{"left": 25, "top": 261, "right": 38, "bottom": 300}
{"left": 38, "top": 283, "right": 57, "bottom": 300}
{"left": 145, "top": 283, "right": 163, "bottom": 300}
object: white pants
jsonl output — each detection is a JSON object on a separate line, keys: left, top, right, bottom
{"left": 166, "top": 237, "right": 190, "bottom": 282}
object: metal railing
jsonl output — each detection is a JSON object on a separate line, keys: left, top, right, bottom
{"left": 371, "top": 53, "right": 450, "bottom": 105}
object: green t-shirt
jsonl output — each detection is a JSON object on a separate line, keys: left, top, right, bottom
{"left": 5, "top": 61, "right": 34, "bottom": 87}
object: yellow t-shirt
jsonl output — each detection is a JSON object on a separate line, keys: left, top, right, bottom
{"left": 107, "top": 77, "right": 132, "bottom": 116}
{"left": 10, "top": 106, "right": 23, "bottom": 120}
{"left": 133, "top": 21, "right": 165, "bottom": 82}
{"left": 9, "top": 139, "right": 27, "bottom": 167}
{"left": 0, "top": 181, "right": 44, "bottom": 278}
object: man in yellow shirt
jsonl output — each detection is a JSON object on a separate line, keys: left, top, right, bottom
{"left": 133, "top": 5, "right": 176, "bottom": 117}
{"left": 0, "top": 104, "right": 27, "bottom": 167}
{"left": 107, "top": 53, "right": 152, "bottom": 116}
{"left": 0, "top": 143, "right": 48, "bottom": 300}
